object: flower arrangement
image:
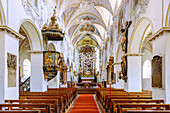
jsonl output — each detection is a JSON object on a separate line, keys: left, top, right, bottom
{"left": 84, "top": 83, "right": 90, "bottom": 88}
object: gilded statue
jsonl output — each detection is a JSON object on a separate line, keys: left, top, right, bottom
{"left": 121, "top": 56, "right": 127, "bottom": 77}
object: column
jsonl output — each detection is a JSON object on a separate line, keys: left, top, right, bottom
{"left": 30, "top": 52, "right": 47, "bottom": 92}
{"left": 56, "top": 70, "right": 60, "bottom": 88}
{"left": 126, "top": 54, "right": 142, "bottom": 92}
{"left": 114, "top": 63, "right": 124, "bottom": 89}
{"left": 0, "top": 30, "right": 20, "bottom": 103}
{"left": 165, "top": 32, "right": 170, "bottom": 104}
{"left": 64, "top": 67, "right": 67, "bottom": 84}
{"left": 152, "top": 32, "right": 166, "bottom": 102}
{"left": 106, "top": 65, "right": 110, "bottom": 84}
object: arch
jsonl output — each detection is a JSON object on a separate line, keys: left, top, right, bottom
{"left": 67, "top": 12, "right": 106, "bottom": 29}
{"left": 129, "top": 17, "right": 154, "bottom": 53}
{"left": 66, "top": 58, "right": 70, "bottom": 67}
{"left": 73, "top": 33, "right": 101, "bottom": 49}
{"left": 67, "top": 19, "right": 107, "bottom": 32}
{"left": 18, "top": 19, "right": 43, "bottom": 51}
{"left": 71, "top": 32, "right": 103, "bottom": 42}
{"left": 94, "top": 3, "right": 113, "bottom": 15}
{"left": 143, "top": 60, "right": 151, "bottom": 78}
{"left": 0, "top": 0, "right": 6, "bottom": 25}
{"left": 116, "top": 43, "right": 124, "bottom": 63}
{"left": 48, "top": 43, "right": 56, "bottom": 51}
{"left": 165, "top": 3, "right": 170, "bottom": 27}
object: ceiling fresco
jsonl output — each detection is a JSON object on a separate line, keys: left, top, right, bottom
{"left": 56, "top": 0, "right": 115, "bottom": 49}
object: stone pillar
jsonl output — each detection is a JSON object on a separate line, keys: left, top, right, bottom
{"left": 48, "top": 70, "right": 60, "bottom": 88}
{"left": 106, "top": 65, "right": 111, "bottom": 84}
{"left": 151, "top": 31, "right": 170, "bottom": 104}
{"left": 67, "top": 71, "right": 70, "bottom": 81}
{"left": 165, "top": 32, "right": 170, "bottom": 104}
{"left": 126, "top": 54, "right": 142, "bottom": 92}
{"left": 114, "top": 63, "right": 125, "bottom": 89}
{"left": 56, "top": 70, "right": 60, "bottom": 88}
{"left": 0, "top": 30, "right": 21, "bottom": 103}
{"left": 30, "top": 52, "right": 47, "bottom": 92}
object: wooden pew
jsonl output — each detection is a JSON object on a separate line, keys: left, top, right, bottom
{"left": 19, "top": 95, "right": 64, "bottom": 112}
{"left": 117, "top": 103, "right": 170, "bottom": 113}
{"left": 0, "top": 103, "right": 51, "bottom": 113}
{"left": 19, "top": 87, "right": 77, "bottom": 108}
{"left": 0, "top": 110, "right": 40, "bottom": 113}
{"left": 125, "top": 110, "right": 170, "bottom": 113}
{"left": 110, "top": 99, "right": 164, "bottom": 113}
{"left": 5, "top": 99, "right": 59, "bottom": 113}
{"left": 105, "top": 95, "right": 152, "bottom": 111}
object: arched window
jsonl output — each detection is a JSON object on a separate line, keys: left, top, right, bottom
{"left": 143, "top": 60, "right": 151, "bottom": 78}
{"left": 23, "top": 59, "right": 31, "bottom": 78}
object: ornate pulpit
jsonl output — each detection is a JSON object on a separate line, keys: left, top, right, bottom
{"left": 43, "top": 51, "right": 63, "bottom": 81}
{"left": 42, "top": 7, "right": 65, "bottom": 81}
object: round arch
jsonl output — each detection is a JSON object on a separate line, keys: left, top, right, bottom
{"left": 116, "top": 43, "right": 124, "bottom": 63}
{"left": 48, "top": 43, "right": 56, "bottom": 51}
{"left": 129, "top": 17, "right": 154, "bottom": 53}
{"left": 165, "top": 3, "right": 170, "bottom": 27}
{"left": 0, "top": 0, "right": 6, "bottom": 25}
{"left": 18, "top": 19, "right": 43, "bottom": 51}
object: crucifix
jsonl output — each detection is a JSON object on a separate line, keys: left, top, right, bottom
{"left": 121, "top": 21, "right": 132, "bottom": 53}
{"left": 120, "top": 21, "right": 132, "bottom": 82}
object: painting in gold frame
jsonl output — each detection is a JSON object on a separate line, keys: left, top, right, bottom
{"left": 152, "top": 55, "right": 162, "bottom": 88}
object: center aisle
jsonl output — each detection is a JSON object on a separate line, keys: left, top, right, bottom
{"left": 70, "top": 94, "right": 99, "bottom": 113}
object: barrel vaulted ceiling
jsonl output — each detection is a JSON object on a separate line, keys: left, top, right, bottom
{"left": 55, "top": 0, "right": 118, "bottom": 49}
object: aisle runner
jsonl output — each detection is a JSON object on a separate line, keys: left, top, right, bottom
{"left": 70, "top": 94, "right": 99, "bottom": 113}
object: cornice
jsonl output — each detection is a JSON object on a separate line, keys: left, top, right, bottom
{"left": 125, "top": 53, "right": 144, "bottom": 56}
{"left": 148, "top": 27, "right": 170, "bottom": 41}
{"left": 113, "top": 62, "right": 121, "bottom": 65}
{"left": 27, "top": 50, "right": 43, "bottom": 54}
{"left": 0, "top": 25, "right": 25, "bottom": 39}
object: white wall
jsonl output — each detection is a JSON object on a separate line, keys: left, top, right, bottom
{"left": 5, "top": 34, "right": 19, "bottom": 100}
{"left": 0, "top": 32, "right": 19, "bottom": 102}
{"left": 141, "top": 48, "right": 152, "bottom": 91}
{"left": 152, "top": 34, "right": 165, "bottom": 100}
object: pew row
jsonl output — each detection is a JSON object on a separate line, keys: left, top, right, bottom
{"left": 0, "top": 110, "right": 40, "bottom": 113}
{"left": 117, "top": 103, "right": 170, "bottom": 113}
{"left": 5, "top": 99, "right": 59, "bottom": 113}
{"left": 0, "top": 103, "right": 50, "bottom": 113}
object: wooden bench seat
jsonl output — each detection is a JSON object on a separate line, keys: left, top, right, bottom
{"left": 125, "top": 110, "right": 170, "bottom": 113}
{"left": 0, "top": 110, "right": 40, "bottom": 113}
{"left": 19, "top": 95, "right": 65, "bottom": 112}
{"left": 104, "top": 95, "right": 152, "bottom": 109}
{"left": 117, "top": 103, "right": 170, "bottom": 113}
{"left": 5, "top": 99, "right": 59, "bottom": 113}
{"left": 109, "top": 99, "right": 164, "bottom": 113}
{"left": 0, "top": 103, "right": 51, "bottom": 113}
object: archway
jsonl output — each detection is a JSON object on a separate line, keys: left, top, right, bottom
{"left": 0, "top": 0, "right": 6, "bottom": 25}
{"left": 18, "top": 19, "right": 45, "bottom": 91}
{"left": 129, "top": 17, "right": 154, "bottom": 53}
{"left": 48, "top": 43, "right": 56, "bottom": 51}
{"left": 165, "top": 3, "right": 170, "bottom": 27}
{"left": 18, "top": 19, "right": 42, "bottom": 51}
{"left": 128, "top": 17, "right": 153, "bottom": 91}
{"left": 19, "top": 25, "right": 32, "bottom": 85}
